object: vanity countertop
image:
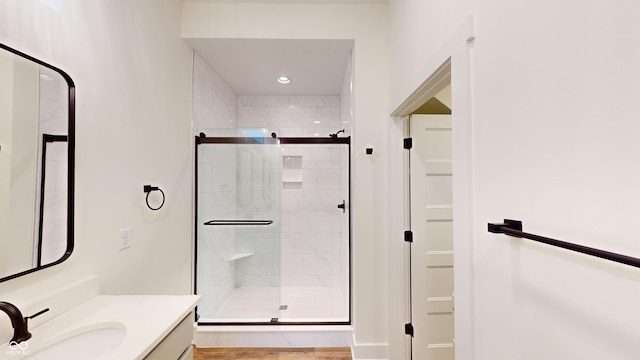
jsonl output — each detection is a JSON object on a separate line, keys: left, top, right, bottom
{"left": 0, "top": 294, "right": 200, "bottom": 360}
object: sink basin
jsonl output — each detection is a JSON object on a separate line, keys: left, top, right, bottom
{"left": 23, "top": 323, "right": 126, "bottom": 360}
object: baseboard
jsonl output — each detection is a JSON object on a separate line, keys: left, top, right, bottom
{"left": 351, "top": 335, "right": 388, "bottom": 360}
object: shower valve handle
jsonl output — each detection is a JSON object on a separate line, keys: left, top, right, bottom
{"left": 337, "top": 200, "right": 346, "bottom": 213}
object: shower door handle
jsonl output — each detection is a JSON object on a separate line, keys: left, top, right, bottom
{"left": 337, "top": 200, "right": 346, "bottom": 213}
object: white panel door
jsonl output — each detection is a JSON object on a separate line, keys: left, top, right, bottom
{"left": 410, "top": 114, "right": 454, "bottom": 359}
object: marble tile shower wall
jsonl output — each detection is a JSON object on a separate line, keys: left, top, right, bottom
{"left": 192, "top": 54, "right": 350, "bottom": 317}
{"left": 280, "top": 145, "right": 348, "bottom": 288}
{"left": 39, "top": 143, "right": 67, "bottom": 265}
{"left": 197, "top": 145, "right": 238, "bottom": 317}
{"left": 234, "top": 145, "right": 282, "bottom": 288}
{"left": 193, "top": 53, "right": 238, "bottom": 131}
{"left": 235, "top": 95, "right": 349, "bottom": 290}
{"left": 238, "top": 95, "right": 343, "bottom": 138}
{"left": 192, "top": 53, "right": 239, "bottom": 318}
{"left": 39, "top": 70, "right": 68, "bottom": 265}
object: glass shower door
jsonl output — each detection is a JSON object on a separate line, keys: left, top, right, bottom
{"left": 196, "top": 140, "right": 282, "bottom": 323}
{"left": 195, "top": 133, "right": 351, "bottom": 325}
{"left": 278, "top": 143, "right": 350, "bottom": 323}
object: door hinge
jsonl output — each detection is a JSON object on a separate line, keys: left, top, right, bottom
{"left": 403, "top": 138, "right": 412, "bottom": 150}
{"left": 404, "top": 230, "right": 413, "bottom": 243}
{"left": 405, "top": 323, "right": 414, "bottom": 337}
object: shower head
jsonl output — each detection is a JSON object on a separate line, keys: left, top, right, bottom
{"left": 329, "top": 129, "right": 345, "bottom": 138}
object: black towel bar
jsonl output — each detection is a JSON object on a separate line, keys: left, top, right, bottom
{"left": 204, "top": 220, "right": 273, "bottom": 226}
{"left": 488, "top": 219, "right": 640, "bottom": 268}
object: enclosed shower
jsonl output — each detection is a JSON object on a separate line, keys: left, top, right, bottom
{"left": 195, "top": 130, "right": 350, "bottom": 325}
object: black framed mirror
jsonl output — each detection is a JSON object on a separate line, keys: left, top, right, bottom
{"left": 0, "top": 43, "right": 75, "bottom": 282}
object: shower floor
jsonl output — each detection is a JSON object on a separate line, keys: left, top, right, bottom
{"left": 202, "top": 286, "right": 349, "bottom": 323}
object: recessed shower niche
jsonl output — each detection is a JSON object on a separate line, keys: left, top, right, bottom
{"left": 282, "top": 155, "right": 302, "bottom": 189}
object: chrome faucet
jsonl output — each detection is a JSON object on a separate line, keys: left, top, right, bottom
{"left": 0, "top": 302, "right": 49, "bottom": 343}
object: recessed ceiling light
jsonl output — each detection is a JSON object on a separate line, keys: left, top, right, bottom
{"left": 277, "top": 76, "right": 291, "bottom": 84}
{"left": 314, "top": 121, "right": 320, "bottom": 124}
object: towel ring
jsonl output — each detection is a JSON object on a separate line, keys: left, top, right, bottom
{"left": 143, "top": 185, "right": 165, "bottom": 211}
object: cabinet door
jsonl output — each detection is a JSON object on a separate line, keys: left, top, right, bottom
{"left": 178, "top": 345, "right": 194, "bottom": 360}
{"left": 144, "top": 313, "right": 194, "bottom": 360}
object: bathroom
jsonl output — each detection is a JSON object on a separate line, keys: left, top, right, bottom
{"left": 0, "top": 0, "right": 389, "bottom": 358}
{"left": 4, "top": 1, "right": 640, "bottom": 360}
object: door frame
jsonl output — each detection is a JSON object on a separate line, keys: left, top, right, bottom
{"left": 388, "top": 15, "right": 476, "bottom": 360}
{"left": 194, "top": 135, "right": 352, "bottom": 326}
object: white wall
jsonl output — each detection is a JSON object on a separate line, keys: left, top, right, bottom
{"left": 183, "top": 3, "right": 390, "bottom": 357}
{"left": 389, "top": 0, "right": 640, "bottom": 359}
{"left": 0, "top": 0, "right": 193, "bottom": 313}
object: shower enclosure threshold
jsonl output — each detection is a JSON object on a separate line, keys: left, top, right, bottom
{"left": 194, "top": 324, "right": 354, "bottom": 348}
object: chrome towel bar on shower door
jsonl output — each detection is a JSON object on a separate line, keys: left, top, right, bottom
{"left": 204, "top": 220, "right": 273, "bottom": 226}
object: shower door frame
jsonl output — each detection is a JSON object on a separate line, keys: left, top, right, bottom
{"left": 194, "top": 135, "right": 352, "bottom": 326}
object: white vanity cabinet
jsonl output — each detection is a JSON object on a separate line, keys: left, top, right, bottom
{"left": 0, "top": 277, "right": 200, "bottom": 360}
{"left": 144, "top": 312, "right": 194, "bottom": 360}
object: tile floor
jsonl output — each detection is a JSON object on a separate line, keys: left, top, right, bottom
{"left": 193, "top": 347, "right": 352, "bottom": 360}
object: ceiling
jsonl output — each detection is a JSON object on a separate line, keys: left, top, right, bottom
{"left": 186, "top": 38, "right": 354, "bottom": 96}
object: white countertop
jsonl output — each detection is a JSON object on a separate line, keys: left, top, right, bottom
{"left": 0, "top": 295, "right": 200, "bottom": 360}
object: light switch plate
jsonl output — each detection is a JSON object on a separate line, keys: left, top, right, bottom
{"left": 119, "top": 228, "right": 132, "bottom": 250}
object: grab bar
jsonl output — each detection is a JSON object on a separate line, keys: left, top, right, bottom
{"left": 488, "top": 219, "right": 640, "bottom": 268}
{"left": 204, "top": 220, "right": 273, "bottom": 226}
